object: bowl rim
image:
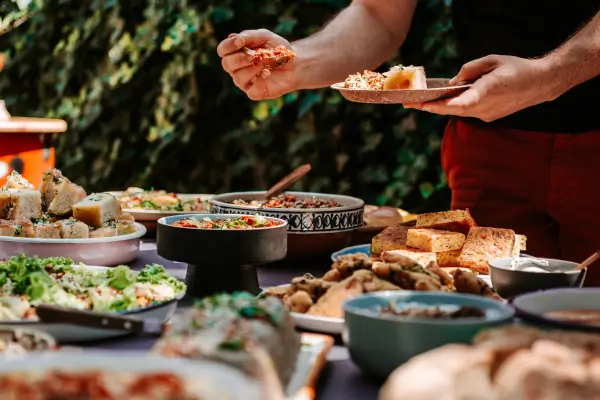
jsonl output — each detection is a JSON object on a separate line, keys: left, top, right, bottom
{"left": 488, "top": 257, "right": 581, "bottom": 275}
{"left": 157, "top": 213, "right": 289, "bottom": 231}
{"left": 210, "top": 191, "right": 365, "bottom": 213}
{"left": 343, "top": 290, "right": 515, "bottom": 326}
{"left": 0, "top": 223, "right": 146, "bottom": 244}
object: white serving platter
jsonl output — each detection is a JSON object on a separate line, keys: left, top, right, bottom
{"left": 0, "top": 265, "right": 183, "bottom": 342}
{"left": 0, "top": 223, "right": 147, "bottom": 266}
{"left": 108, "top": 191, "right": 213, "bottom": 221}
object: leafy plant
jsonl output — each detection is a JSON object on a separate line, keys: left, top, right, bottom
{"left": 0, "top": 0, "right": 458, "bottom": 212}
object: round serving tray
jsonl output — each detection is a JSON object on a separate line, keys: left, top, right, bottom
{"left": 331, "top": 78, "right": 471, "bottom": 104}
{"left": 0, "top": 264, "right": 183, "bottom": 342}
{"left": 0, "top": 223, "right": 146, "bottom": 266}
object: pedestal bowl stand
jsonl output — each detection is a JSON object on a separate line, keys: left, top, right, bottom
{"left": 156, "top": 214, "right": 288, "bottom": 298}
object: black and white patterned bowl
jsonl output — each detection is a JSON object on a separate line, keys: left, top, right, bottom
{"left": 210, "top": 191, "right": 365, "bottom": 259}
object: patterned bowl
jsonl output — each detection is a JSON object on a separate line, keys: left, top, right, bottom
{"left": 210, "top": 191, "right": 364, "bottom": 259}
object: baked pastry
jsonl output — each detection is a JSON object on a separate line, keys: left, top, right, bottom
{"left": 406, "top": 229, "right": 465, "bottom": 252}
{"left": 416, "top": 209, "right": 477, "bottom": 235}
{"left": 383, "top": 65, "right": 427, "bottom": 90}
{"left": 459, "top": 227, "right": 515, "bottom": 274}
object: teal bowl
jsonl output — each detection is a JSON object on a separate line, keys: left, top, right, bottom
{"left": 343, "top": 291, "right": 515, "bottom": 378}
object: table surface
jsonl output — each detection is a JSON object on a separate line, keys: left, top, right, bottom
{"left": 85, "top": 240, "right": 381, "bottom": 400}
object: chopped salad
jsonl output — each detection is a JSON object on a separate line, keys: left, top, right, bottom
{"left": 171, "top": 215, "right": 281, "bottom": 229}
{"left": 116, "top": 188, "right": 210, "bottom": 212}
{"left": 0, "top": 255, "right": 186, "bottom": 320}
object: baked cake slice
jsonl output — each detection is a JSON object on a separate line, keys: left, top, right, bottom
{"left": 416, "top": 209, "right": 477, "bottom": 235}
{"left": 458, "top": 227, "right": 516, "bottom": 274}
{"left": 406, "top": 228, "right": 465, "bottom": 252}
{"left": 371, "top": 226, "right": 411, "bottom": 256}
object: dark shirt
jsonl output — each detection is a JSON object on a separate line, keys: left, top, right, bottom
{"left": 452, "top": 0, "right": 600, "bottom": 133}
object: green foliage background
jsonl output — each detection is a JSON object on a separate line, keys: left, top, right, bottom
{"left": 0, "top": 0, "right": 458, "bottom": 212}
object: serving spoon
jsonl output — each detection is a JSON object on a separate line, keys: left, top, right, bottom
{"left": 574, "top": 250, "right": 600, "bottom": 271}
{"left": 264, "top": 164, "right": 311, "bottom": 200}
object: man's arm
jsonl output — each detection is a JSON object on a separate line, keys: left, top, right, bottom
{"left": 543, "top": 11, "right": 600, "bottom": 99}
{"left": 293, "top": 0, "right": 418, "bottom": 90}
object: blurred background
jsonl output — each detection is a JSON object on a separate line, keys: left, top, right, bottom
{"left": 0, "top": 0, "right": 458, "bottom": 213}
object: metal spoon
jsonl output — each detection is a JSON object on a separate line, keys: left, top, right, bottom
{"left": 574, "top": 250, "right": 600, "bottom": 271}
{"left": 242, "top": 47, "right": 294, "bottom": 69}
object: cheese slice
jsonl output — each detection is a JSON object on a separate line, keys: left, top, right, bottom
{"left": 7, "top": 189, "right": 42, "bottom": 220}
{"left": 73, "top": 193, "right": 121, "bottom": 228}
{"left": 383, "top": 65, "right": 427, "bottom": 90}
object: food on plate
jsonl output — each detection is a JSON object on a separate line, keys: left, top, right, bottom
{"left": 406, "top": 228, "right": 465, "bottom": 252}
{"left": 0, "top": 370, "right": 224, "bottom": 399}
{"left": 380, "top": 325, "right": 600, "bottom": 400}
{"left": 115, "top": 187, "right": 210, "bottom": 212}
{"left": 250, "top": 45, "right": 296, "bottom": 67}
{"left": 73, "top": 193, "right": 122, "bottom": 228}
{"left": 155, "top": 292, "right": 300, "bottom": 387}
{"left": 0, "top": 255, "right": 185, "bottom": 320}
{"left": 382, "top": 65, "right": 427, "bottom": 90}
{"left": 372, "top": 209, "right": 527, "bottom": 274}
{"left": 542, "top": 310, "right": 600, "bottom": 326}
{"left": 232, "top": 194, "right": 340, "bottom": 209}
{"left": 0, "top": 328, "right": 55, "bottom": 356}
{"left": 171, "top": 215, "right": 281, "bottom": 229}
{"left": 0, "top": 170, "right": 136, "bottom": 239}
{"left": 416, "top": 209, "right": 477, "bottom": 235}
{"left": 458, "top": 227, "right": 516, "bottom": 274}
{"left": 343, "top": 70, "right": 386, "bottom": 90}
{"left": 379, "top": 303, "right": 485, "bottom": 319}
{"left": 262, "top": 252, "right": 500, "bottom": 318}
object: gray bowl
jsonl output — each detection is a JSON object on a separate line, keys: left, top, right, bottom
{"left": 489, "top": 257, "right": 585, "bottom": 299}
{"left": 343, "top": 291, "right": 514, "bottom": 378}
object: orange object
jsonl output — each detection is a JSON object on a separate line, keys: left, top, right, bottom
{"left": 0, "top": 101, "right": 66, "bottom": 187}
{"left": 442, "top": 117, "right": 600, "bottom": 287}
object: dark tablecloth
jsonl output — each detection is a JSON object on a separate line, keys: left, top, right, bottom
{"left": 84, "top": 240, "right": 381, "bottom": 400}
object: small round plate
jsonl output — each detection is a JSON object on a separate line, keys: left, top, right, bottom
{"left": 331, "top": 244, "right": 370, "bottom": 262}
{"left": 331, "top": 78, "right": 471, "bottom": 104}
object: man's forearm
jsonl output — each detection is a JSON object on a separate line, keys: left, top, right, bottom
{"left": 543, "top": 11, "right": 600, "bottom": 98}
{"left": 292, "top": 1, "right": 417, "bottom": 90}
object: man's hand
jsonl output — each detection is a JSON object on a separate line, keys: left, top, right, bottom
{"left": 404, "top": 55, "right": 560, "bottom": 122}
{"left": 217, "top": 29, "right": 298, "bottom": 100}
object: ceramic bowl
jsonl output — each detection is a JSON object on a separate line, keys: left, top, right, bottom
{"left": 210, "top": 191, "right": 364, "bottom": 259}
{"left": 0, "top": 223, "right": 147, "bottom": 266}
{"left": 343, "top": 291, "right": 514, "bottom": 378}
{"left": 489, "top": 257, "right": 585, "bottom": 299}
{"left": 513, "top": 288, "right": 600, "bottom": 333}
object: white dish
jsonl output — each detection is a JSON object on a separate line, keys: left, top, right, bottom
{"left": 0, "top": 350, "right": 262, "bottom": 399}
{"left": 273, "top": 276, "right": 493, "bottom": 335}
{"left": 0, "top": 265, "right": 183, "bottom": 342}
{"left": 0, "top": 223, "right": 146, "bottom": 266}
{"left": 108, "top": 192, "right": 213, "bottom": 221}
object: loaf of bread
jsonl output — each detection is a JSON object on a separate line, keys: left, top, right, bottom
{"left": 73, "top": 193, "right": 121, "bottom": 228}
{"left": 59, "top": 218, "right": 90, "bottom": 239}
{"left": 7, "top": 190, "right": 42, "bottom": 220}
{"left": 371, "top": 226, "right": 411, "bottom": 256}
{"left": 406, "top": 228, "right": 465, "bottom": 252}
{"left": 416, "top": 209, "right": 477, "bottom": 235}
{"left": 459, "top": 227, "right": 516, "bottom": 274}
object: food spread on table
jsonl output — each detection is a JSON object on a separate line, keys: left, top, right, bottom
{"left": 0, "top": 170, "right": 136, "bottom": 239}
{"left": 171, "top": 215, "right": 281, "bottom": 229}
{"left": 371, "top": 209, "right": 527, "bottom": 274}
{"left": 379, "top": 303, "right": 485, "bottom": 320}
{"left": 0, "top": 255, "right": 185, "bottom": 320}
{"left": 115, "top": 187, "right": 210, "bottom": 212}
{"left": 232, "top": 194, "right": 340, "bottom": 209}
{"left": 343, "top": 65, "right": 427, "bottom": 90}
{"left": 380, "top": 325, "right": 600, "bottom": 400}
{"left": 155, "top": 292, "right": 300, "bottom": 387}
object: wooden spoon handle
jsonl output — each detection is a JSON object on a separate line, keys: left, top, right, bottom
{"left": 575, "top": 250, "right": 600, "bottom": 271}
{"left": 265, "top": 164, "right": 311, "bottom": 199}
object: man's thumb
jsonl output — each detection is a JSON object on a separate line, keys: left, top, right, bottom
{"left": 449, "top": 55, "right": 500, "bottom": 85}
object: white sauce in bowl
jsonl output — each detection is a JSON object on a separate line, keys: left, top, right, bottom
{"left": 509, "top": 257, "right": 563, "bottom": 273}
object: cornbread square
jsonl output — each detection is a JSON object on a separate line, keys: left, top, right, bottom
{"left": 416, "top": 209, "right": 477, "bottom": 235}
{"left": 7, "top": 189, "right": 42, "bottom": 220}
{"left": 73, "top": 193, "right": 121, "bottom": 228}
{"left": 459, "top": 227, "right": 516, "bottom": 274}
{"left": 510, "top": 234, "right": 528, "bottom": 258}
{"left": 382, "top": 249, "right": 437, "bottom": 267}
{"left": 436, "top": 250, "right": 462, "bottom": 269}
{"left": 406, "top": 228, "right": 465, "bottom": 252}
{"left": 371, "top": 226, "right": 410, "bottom": 256}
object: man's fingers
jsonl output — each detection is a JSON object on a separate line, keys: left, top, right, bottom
{"left": 449, "top": 55, "right": 501, "bottom": 85}
{"left": 217, "top": 29, "right": 275, "bottom": 57}
{"left": 232, "top": 65, "right": 263, "bottom": 89}
{"left": 221, "top": 52, "right": 254, "bottom": 73}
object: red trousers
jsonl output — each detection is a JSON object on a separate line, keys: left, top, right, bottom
{"left": 443, "top": 118, "right": 600, "bottom": 286}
